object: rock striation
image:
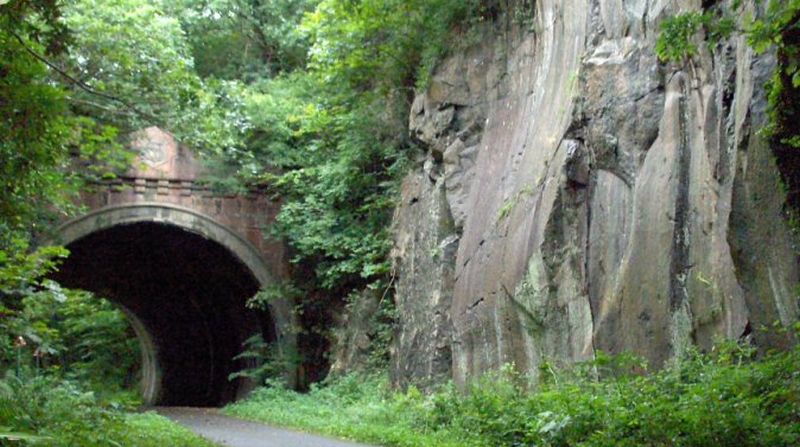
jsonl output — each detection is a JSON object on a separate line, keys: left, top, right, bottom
{"left": 391, "top": 0, "right": 799, "bottom": 386}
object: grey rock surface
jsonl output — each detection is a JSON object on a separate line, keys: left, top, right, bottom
{"left": 390, "top": 171, "right": 457, "bottom": 388}
{"left": 391, "top": 0, "right": 799, "bottom": 385}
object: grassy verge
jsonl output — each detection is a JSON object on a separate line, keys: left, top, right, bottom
{"left": 224, "top": 376, "right": 466, "bottom": 447}
{"left": 225, "top": 340, "right": 800, "bottom": 447}
{"left": 0, "top": 375, "right": 217, "bottom": 447}
{"left": 115, "top": 412, "right": 218, "bottom": 447}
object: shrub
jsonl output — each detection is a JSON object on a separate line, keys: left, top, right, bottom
{"left": 227, "top": 341, "right": 800, "bottom": 447}
{"left": 0, "top": 374, "right": 216, "bottom": 446}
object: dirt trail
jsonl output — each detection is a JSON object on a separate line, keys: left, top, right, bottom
{"left": 158, "top": 407, "right": 375, "bottom": 447}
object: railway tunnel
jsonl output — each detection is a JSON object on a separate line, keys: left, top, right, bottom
{"left": 52, "top": 221, "right": 271, "bottom": 406}
{"left": 49, "top": 127, "right": 295, "bottom": 407}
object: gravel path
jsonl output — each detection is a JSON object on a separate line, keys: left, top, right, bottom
{"left": 158, "top": 407, "right": 375, "bottom": 447}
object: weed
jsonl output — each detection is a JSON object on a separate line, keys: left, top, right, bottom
{"left": 226, "top": 342, "right": 800, "bottom": 447}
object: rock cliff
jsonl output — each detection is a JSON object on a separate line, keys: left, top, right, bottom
{"left": 391, "top": 0, "right": 799, "bottom": 386}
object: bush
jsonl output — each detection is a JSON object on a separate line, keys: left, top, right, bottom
{"left": 0, "top": 374, "right": 216, "bottom": 446}
{"left": 0, "top": 241, "right": 202, "bottom": 446}
{"left": 226, "top": 341, "right": 800, "bottom": 447}
{"left": 2, "top": 284, "right": 140, "bottom": 399}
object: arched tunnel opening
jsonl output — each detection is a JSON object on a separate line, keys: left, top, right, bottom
{"left": 51, "top": 222, "right": 276, "bottom": 407}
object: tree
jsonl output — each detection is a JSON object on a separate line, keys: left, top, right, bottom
{"left": 1, "top": 2, "right": 77, "bottom": 244}
{"left": 166, "top": 0, "right": 319, "bottom": 81}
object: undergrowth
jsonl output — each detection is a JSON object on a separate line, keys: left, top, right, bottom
{"left": 226, "top": 340, "right": 800, "bottom": 447}
{"left": 0, "top": 246, "right": 214, "bottom": 446}
{"left": 0, "top": 375, "right": 216, "bottom": 447}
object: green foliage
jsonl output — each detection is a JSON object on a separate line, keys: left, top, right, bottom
{"left": 227, "top": 343, "right": 800, "bottom": 447}
{"left": 0, "top": 242, "right": 68, "bottom": 296}
{"left": 0, "top": 14, "right": 75, "bottom": 240}
{"left": 0, "top": 375, "right": 216, "bottom": 447}
{"left": 512, "top": 0, "right": 536, "bottom": 31}
{"left": 302, "top": 0, "right": 481, "bottom": 92}
{"left": 655, "top": 12, "right": 708, "bottom": 63}
{"left": 203, "top": 0, "right": 487, "bottom": 296}
{"left": 0, "top": 2, "right": 133, "bottom": 242}
{"left": 228, "top": 333, "right": 298, "bottom": 387}
{"left": 166, "top": 0, "right": 318, "bottom": 80}
{"left": 62, "top": 0, "right": 196, "bottom": 124}
{"left": 1, "top": 0, "right": 71, "bottom": 56}
{"left": 261, "top": 94, "right": 405, "bottom": 289}
{"left": 15, "top": 290, "right": 140, "bottom": 393}
{"left": 655, "top": 1, "right": 800, "bottom": 148}
{"left": 50, "top": 0, "right": 256, "bottom": 159}
{"left": 747, "top": 0, "right": 800, "bottom": 57}
{"left": 246, "top": 282, "right": 302, "bottom": 310}
{"left": 655, "top": 11, "right": 735, "bottom": 64}
{"left": 747, "top": 0, "right": 800, "bottom": 148}
{"left": 1, "top": 242, "right": 139, "bottom": 397}
{"left": 208, "top": 73, "right": 405, "bottom": 290}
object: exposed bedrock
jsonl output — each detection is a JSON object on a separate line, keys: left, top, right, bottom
{"left": 391, "top": 0, "right": 799, "bottom": 386}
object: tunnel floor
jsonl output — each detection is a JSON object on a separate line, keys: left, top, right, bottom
{"left": 52, "top": 222, "right": 273, "bottom": 407}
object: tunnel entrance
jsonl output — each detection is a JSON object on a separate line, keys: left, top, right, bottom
{"left": 52, "top": 222, "right": 274, "bottom": 407}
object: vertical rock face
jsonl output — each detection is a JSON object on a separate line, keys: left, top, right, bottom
{"left": 390, "top": 172, "right": 457, "bottom": 388}
{"left": 392, "top": 0, "right": 799, "bottom": 385}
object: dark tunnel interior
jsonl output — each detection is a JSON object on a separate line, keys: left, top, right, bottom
{"left": 51, "top": 222, "right": 275, "bottom": 407}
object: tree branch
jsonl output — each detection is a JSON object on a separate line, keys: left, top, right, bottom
{"left": 66, "top": 96, "right": 137, "bottom": 117}
{"left": 9, "top": 29, "right": 162, "bottom": 126}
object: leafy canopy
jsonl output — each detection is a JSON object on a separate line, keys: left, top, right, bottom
{"left": 204, "top": 0, "right": 484, "bottom": 293}
{"left": 166, "top": 0, "right": 317, "bottom": 81}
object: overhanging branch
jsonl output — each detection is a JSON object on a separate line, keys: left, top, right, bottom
{"left": 9, "top": 28, "right": 162, "bottom": 126}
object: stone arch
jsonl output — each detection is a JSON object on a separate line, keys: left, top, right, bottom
{"left": 54, "top": 203, "right": 297, "bottom": 399}
{"left": 119, "top": 306, "right": 161, "bottom": 405}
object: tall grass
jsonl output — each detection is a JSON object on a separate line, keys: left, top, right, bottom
{"left": 0, "top": 374, "right": 217, "bottom": 447}
{"left": 226, "top": 340, "right": 800, "bottom": 447}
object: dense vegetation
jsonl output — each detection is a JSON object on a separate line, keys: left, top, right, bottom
{"left": 2, "top": 0, "right": 800, "bottom": 445}
{"left": 1, "top": 253, "right": 139, "bottom": 396}
{"left": 0, "top": 222, "right": 214, "bottom": 445}
{"left": 186, "top": 0, "right": 490, "bottom": 377}
{"left": 4, "top": 0, "right": 492, "bottom": 377}
{"left": 226, "top": 341, "right": 800, "bottom": 447}
{"left": 0, "top": 0, "right": 489, "bottom": 442}
{"left": 1, "top": 378, "right": 217, "bottom": 446}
